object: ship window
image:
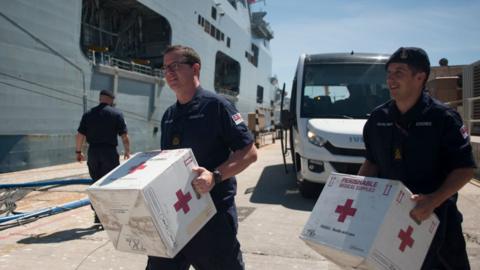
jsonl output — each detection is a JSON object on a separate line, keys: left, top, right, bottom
{"left": 211, "top": 7, "right": 217, "bottom": 20}
{"left": 227, "top": 37, "right": 231, "bottom": 48}
{"left": 245, "top": 44, "right": 258, "bottom": 67}
{"left": 228, "top": 0, "right": 237, "bottom": 9}
{"left": 81, "top": 0, "right": 172, "bottom": 71}
{"left": 204, "top": 20, "right": 211, "bottom": 33}
{"left": 251, "top": 43, "right": 259, "bottom": 67}
{"left": 245, "top": 52, "right": 253, "bottom": 63}
{"left": 257, "top": 86, "right": 264, "bottom": 103}
{"left": 215, "top": 51, "right": 241, "bottom": 96}
{"left": 210, "top": 25, "right": 216, "bottom": 37}
{"left": 197, "top": 14, "right": 224, "bottom": 43}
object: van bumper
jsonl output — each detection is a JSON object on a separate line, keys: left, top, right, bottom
{"left": 298, "top": 156, "right": 363, "bottom": 184}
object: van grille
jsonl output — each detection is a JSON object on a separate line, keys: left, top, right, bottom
{"left": 330, "top": 162, "right": 362, "bottom": 175}
{"left": 324, "top": 142, "right": 366, "bottom": 157}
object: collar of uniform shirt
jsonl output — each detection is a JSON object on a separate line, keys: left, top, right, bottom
{"left": 390, "top": 91, "right": 429, "bottom": 127}
{"left": 175, "top": 86, "right": 203, "bottom": 108}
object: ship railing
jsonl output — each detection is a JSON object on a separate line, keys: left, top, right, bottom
{"left": 251, "top": 11, "right": 274, "bottom": 40}
{"left": 217, "top": 88, "right": 240, "bottom": 97}
{"left": 89, "top": 50, "right": 163, "bottom": 78}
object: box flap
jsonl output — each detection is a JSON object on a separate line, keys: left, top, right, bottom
{"left": 88, "top": 151, "right": 165, "bottom": 190}
{"left": 302, "top": 238, "right": 366, "bottom": 268}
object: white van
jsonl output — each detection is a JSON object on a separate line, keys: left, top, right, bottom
{"left": 281, "top": 53, "right": 391, "bottom": 198}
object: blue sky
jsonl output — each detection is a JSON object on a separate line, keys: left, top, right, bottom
{"left": 251, "top": 0, "right": 480, "bottom": 89}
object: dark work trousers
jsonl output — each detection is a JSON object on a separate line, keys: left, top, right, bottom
{"left": 146, "top": 210, "right": 244, "bottom": 270}
{"left": 87, "top": 146, "right": 119, "bottom": 216}
{"left": 421, "top": 199, "right": 470, "bottom": 270}
{"left": 87, "top": 146, "right": 120, "bottom": 181}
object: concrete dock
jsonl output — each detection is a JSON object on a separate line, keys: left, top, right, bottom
{"left": 1, "top": 142, "right": 479, "bottom": 269}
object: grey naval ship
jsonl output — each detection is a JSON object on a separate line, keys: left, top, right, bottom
{"left": 0, "top": 0, "right": 278, "bottom": 172}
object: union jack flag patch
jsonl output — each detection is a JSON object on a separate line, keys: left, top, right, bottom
{"left": 231, "top": 113, "right": 244, "bottom": 125}
{"left": 460, "top": 125, "right": 468, "bottom": 139}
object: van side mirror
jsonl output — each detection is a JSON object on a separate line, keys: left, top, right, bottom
{"left": 281, "top": 109, "right": 294, "bottom": 129}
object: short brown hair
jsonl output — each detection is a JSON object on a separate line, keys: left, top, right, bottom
{"left": 163, "top": 45, "right": 201, "bottom": 66}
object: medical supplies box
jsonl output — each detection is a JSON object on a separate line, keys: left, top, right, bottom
{"left": 87, "top": 148, "right": 216, "bottom": 258}
{"left": 300, "top": 173, "right": 439, "bottom": 270}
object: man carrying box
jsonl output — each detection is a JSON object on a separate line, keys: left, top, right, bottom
{"left": 359, "top": 47, "right": 476, "bottom": 269}
{"left": 145, "top": 45, "right": 257, "bottom": 270}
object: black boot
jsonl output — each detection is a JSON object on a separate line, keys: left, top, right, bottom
{"left": 94, "top": 214, "right": 100, "bottom": 224}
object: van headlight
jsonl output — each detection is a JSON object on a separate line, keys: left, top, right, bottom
{"left": 307, "top": 129, "right": 326, "bottom": 147}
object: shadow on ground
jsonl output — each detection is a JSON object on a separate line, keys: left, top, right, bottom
{"left": 17, "top": 225, "right": 102, "bottom": 244}
{"left": 248, "top": 163, "right": 316, "bottom": 211}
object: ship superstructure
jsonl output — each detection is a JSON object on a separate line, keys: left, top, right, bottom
{"left": 0, "top": 0, "right": 276, "bottom": 172}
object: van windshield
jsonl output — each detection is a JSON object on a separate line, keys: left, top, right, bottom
{"left": 301, "top": 63, "right": 389, "bottom": 119}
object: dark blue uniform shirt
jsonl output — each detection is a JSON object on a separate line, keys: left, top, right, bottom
{"left": 363, "top": 91, "right": 476, "bottom": 194}
{"left": 363, "top": 92, "right": 476, "bottom": 269}
{"left": 160, "top": 87, "right": 253, "bottom": 212}
{"left": 78, "top": 103, "right": 128, "bottom": 147}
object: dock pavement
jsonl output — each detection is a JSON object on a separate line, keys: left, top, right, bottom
{"left": 0, "top": 142, "right": 479, "bottom": 269}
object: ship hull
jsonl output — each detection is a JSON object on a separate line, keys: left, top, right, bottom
{"left": 0, "top": 0, "right": 276, "bottom": 173}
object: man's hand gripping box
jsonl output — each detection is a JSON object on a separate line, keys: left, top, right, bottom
{"left": 300, "top": 173, "right": 439, "bottom": 270}
{"left": 87, "top": 149, "right": 216, "bottom": 258}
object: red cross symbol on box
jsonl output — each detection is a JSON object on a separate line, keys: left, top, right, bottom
{"left": 128, "top": 161, "right": 147, "bottom": 174}
{"left": 398, "top": 225, "right": 415, "bottom": 252}
{"left": 335, "top": 199, "right": 357, "bottom": 222}
{"left": 174, "top": 189, "right": 192, "bottom": 214}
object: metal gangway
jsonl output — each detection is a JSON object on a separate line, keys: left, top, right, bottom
{"left": 0, "top": 179, "right": 94, "bottom": 229}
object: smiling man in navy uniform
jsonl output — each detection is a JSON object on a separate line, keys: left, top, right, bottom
{"left": 145, "top": 45, "right": 257, "bottom": 270}
{"left": 359, "top": 47, "right": 475, "bottom": 269}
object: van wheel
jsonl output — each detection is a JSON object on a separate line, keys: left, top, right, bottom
{"left": 299, "top": 180, "right": 323, "bottom": 199}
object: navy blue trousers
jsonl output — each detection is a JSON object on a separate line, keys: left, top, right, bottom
{"left": 146, "top": 210, "right": 244, "bottom": 270}
{"left": 87, "top": 146, "right": 119, "bottom": 181}
{"left": 421, "top": 199, "right": 470, "bottom": 270}
{"left": 87, "top": 146, "right": 119, "bottom": 215}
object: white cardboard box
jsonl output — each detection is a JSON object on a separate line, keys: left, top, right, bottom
{"left": 300, "top": 173, "right": 439, "bottom": 270}
{"left": 86, "top": 149, "right": 216, "bottom": 258}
